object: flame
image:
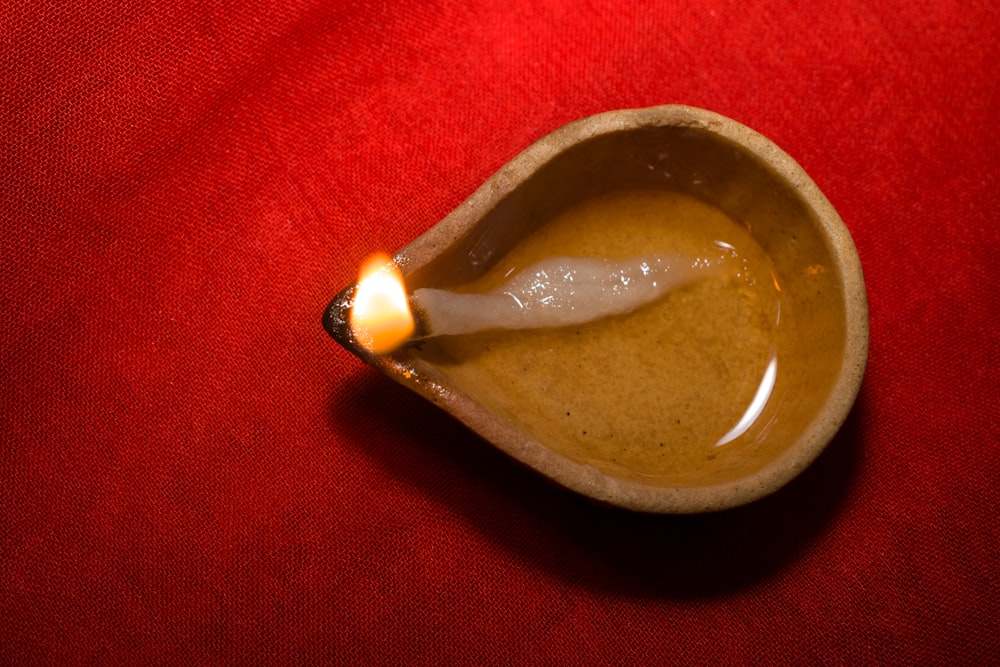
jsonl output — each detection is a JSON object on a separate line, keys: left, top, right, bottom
{"left": 349, "top": 253, "right": 415, "bottom": 355}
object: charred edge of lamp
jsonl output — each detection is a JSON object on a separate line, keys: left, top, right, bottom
{"left": 322, "top": 284, "right": 357, "bottom": 349}
{"left": 322, "top": 283, "right": 432, "bottom": 355}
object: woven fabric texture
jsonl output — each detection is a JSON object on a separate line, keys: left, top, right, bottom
{"left": 2, "top": 0, "right": 998, "bottom": 663}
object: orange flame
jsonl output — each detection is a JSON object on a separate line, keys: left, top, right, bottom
{"left": 349, "top": 253, "right": 415, "bottom": 355}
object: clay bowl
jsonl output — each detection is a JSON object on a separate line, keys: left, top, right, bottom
{"left": 324, "top": 105, "right": 868, "bottom": 513}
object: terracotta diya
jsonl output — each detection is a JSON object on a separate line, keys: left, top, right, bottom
{"left": 324, "top": 105, "right": 868, "bottom": 513}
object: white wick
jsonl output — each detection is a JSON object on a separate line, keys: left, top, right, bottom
{"left": 411, "top": 254, "right": 729, "bottom": 337}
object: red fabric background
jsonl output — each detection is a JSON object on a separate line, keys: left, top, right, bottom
{"left": 3, "top": 0, "right": 998, "bottom": 663}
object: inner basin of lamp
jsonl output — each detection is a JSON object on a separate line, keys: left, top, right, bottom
{"left": 326, "top": 107, "right": 865, "bottom": 512}
{"left": 415, "top": 188, "right": 806, "bottom": 486}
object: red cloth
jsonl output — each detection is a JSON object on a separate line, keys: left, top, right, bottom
{"left": 3, "top": 1, "right": 998, "bottom": 663}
